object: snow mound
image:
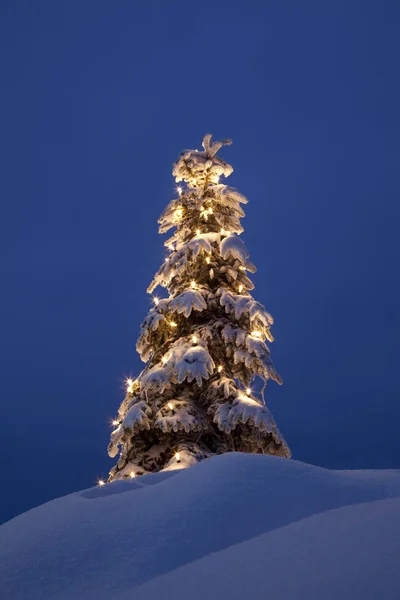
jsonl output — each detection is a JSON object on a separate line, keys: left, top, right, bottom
{"left": 1, "top": 453, "right": 400, "bottom": 600}
{"left": 132, "top": 497, "right": 400, "bottom": 600}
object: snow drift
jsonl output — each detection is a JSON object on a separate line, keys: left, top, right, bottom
{"left": 1, "top": 453, "right": 400, "bottom": 600}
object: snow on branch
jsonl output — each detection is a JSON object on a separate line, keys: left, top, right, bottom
{"left": 169, "top": 288, "right": 207, "bottom": 317}
{"left": 175, "top": 345, "right": 215, "bottom": 386}
{"left": 141, "top": 365, "right": 173, "bottom": 394}
{"left": 212, "top": 394, "right": 279, "bottom": 436}
{"left": 155, "top": 399, "right": 205, "bottom": 433}
{"left": 173, "top": 135, "right": 233, "bottom": 187}
{"left": 219, "top": 289, "right": 273, "bottom": 331}
{"left": 220, "top": 234, "right": 249, "bottom": 262}
{"left": 107, "top": 400, "right": 152, "bottom": 458}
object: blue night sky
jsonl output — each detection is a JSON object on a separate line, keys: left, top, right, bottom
{"left": 1, "top": 1, "right": 399, "bottom": 523}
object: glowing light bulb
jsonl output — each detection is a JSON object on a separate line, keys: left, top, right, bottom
{"left": 208, "top": 207, "right": 213, "bottom": 214}
{"left": 205, "top": 257, "right": 210, "bottom": 264}
{"left": 126, "top": 378, "right": 134, "bottom": 393}
{"left": 165, "top": 257, "right": 169, "bottom": 263}
{"left": 220, "top": 228, "right": 225, "bottom": 236}
{"left": 193, "top": 179, "right": 197, "bottom": 186}
{"left": 169, "top": 244, "right": 174, "bottom": 251}
{"left": 175, "top": 452, "right": 181, "bottom": 463}
{"left": 112, "top": 420, "right": 119, "bottom": 426}
{"left": 177, "top": 186, "right": 183, "bottom": 195}
{"left": 168, "top": 402, "right": 173, "bottom": 410}
{"left": 153, "top": 297, "right": 159, "bottom": 306}
{"left": 239, "top": 266, "right": 246, "bottom": 271}
{"left": 162, "top": 356, "right": 167, "bottom": 364}
{"left": 246, "top": 388, "right": 251, "bottom": 396}
{"left": 191, "top": 280, "right": 196, "bottom": 289}
{"left": 196, "top": 229, "right": 201, "bottom": 235}
{"left": 169, "top": 321, "right": 177, "bottom": 328}
{"left": 130, "top": 471, "right": 135, "bottom": 479}
{"left": 217, "top": 365, "right": 223, "bottom": 373}
{"left": 238, "top": 284, "right": 244, "bottom": 293}
{"left": 98, "top": 480, "right": 105, "bottom": 486}
{"left": 192, "top": 334, "right": 198, "bottom": 344}
{"left": 175, "top": 208, "right": 183, "bottom": 219}
{"left": 251, "top": 330, "right": 262, "bottom": 338}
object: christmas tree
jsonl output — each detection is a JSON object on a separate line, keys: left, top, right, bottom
{"left": 107, "top": 135, "right": 290, "bottom": 480}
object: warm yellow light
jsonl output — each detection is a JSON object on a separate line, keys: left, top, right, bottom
{"left": 246, "top": 388, "right": 251, "bottom": 396}
{"left": 175, "top": 208, "right": 183, "bottom": 219}
{"left": 126, "top": 378, "right": 134, "bottom": 393}
{"left": 175, "top": 452, "right": 181, "bottom": 463}
{"left": 153, "top": 297, "right": 159, "bottom": 306}
{"left": 238, "top": 284, "right": 244, "bottom": 293}
{"left": 98, "top": 480, "right": 105, "bottom": 486}
{"left": 191, "top": 280, "right": 196, "bottom": 289}
{"left": 177, "top": 186, "right": 183, "bottom": 195}
{"left": 168, "top": 402, "right": 173, "bottom": 410}
{"left": 193, "top": 179, "right": 197, "bottom": 186}
{"left": 169, "top": 244, "right": 174, "bottom": 251}
{"left": 205, "top": 257, "right": 210, "bottom": 264}
{"left": 192, "top": 334, "right": 198, "bottom": 344}
{"left": 112, "top": 420, "right": 119, "bottom": 427}
{"left": 196, "top": 229, "right": 201, "bottom": 235}
{"left": 220, "top": 228, "right": 225, "bottom": 236}
{"left": 251, "top": 330, "right": 262, "bottom": 338}
{"left": 130, "top": 471, "right": 135, "bottom": 479}
{"left": 208, "top": 207, "right": 213, "bottom": 214}
{"left": 169, "top": 321, "right": 177, "bottom": 328}
{"left": 165, "top": 257, "right": 169, "bottom": 263}
{"left": 162, "top": 356, "right": 167, "bottom": 364}
{"left": 239, "top": 266, "right": 246, "bottom": 271}
{"left": 217, "top": 365, "right": 223, "bottom": 373}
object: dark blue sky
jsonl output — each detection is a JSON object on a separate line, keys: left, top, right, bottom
{"left": 1, "top": 1, "right": 399, "bottom": 523}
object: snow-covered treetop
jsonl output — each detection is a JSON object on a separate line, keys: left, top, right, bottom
{"left": 107, "top": 135, "right": 290, "bottom": 481}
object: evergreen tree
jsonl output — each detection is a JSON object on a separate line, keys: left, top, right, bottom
{"left": 107, "top": 135, "right": 290, "bottom": 480}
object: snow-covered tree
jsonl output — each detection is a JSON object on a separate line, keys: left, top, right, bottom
{"left": 107, "top": 135, "right": 290, "bottom": 480}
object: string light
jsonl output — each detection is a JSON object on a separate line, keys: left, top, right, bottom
{"left": 196, "top": 229, "right": 201, "bottom": 235}
{"left": 153, "top": 297, "right": 159, "bottom": 306}
{"left": 246, "top": 388, "right": 251, "bottom": 396}
{"left": 126, "top": 378, "right": 134, "bottom": 393}
{"left": 162, "top": 356, "right": 167, "bottom": 364}
{"left": 169, "top": 244, "right": 174, "bottom": 251}
{"left": 174, "top": 207, "right": 183, "bottom": 219}
{"left": 238, "top": 284, "right": 244, "bottom": 293}
{"left": 193, "top": 179, "right": 197, "bottom": 186}
{"left": 217, "top": 365, "right": 223, "bottom": 373}
{"left": 192, "top": 334, "right": 198, "bottom": 344}
{"left": 205, "top": 257, "right": 210, "bottom": 264}
{"left": 169, "top": 321, "right": 177, "bottom": 328}
{"left": 220, "top": 228, "right": 225, "bottom": 236}
{"left": 191, "top": 280, "right": 196, "bottom": 289}
{"left": 239, "top": 266, "right": 246, "bottom": 271}
{"left": 165, "top": 257, "right": 169, "bottom": 263}
{"left": 112, "top": 420, "right": 119, "bottom": 426}
{"left": 175, "top": 452, "right": 181, "bottom": 463}
{"left": 98, "top": 480, "right": 105, "bottom": 486}
{"left": 208, "top": 207, "right": 213, "bottom": 214}
{"left": 130, "top": 471, "right": 136, "bottom": 479}
{"left": 168, "top": 402, "right": 173, "bottom": 410}
{"left": 251, "top": 330, "right": 262, "bottom": 338}
{"left": 177, "top": 187, "right": 183, "bottom": 195}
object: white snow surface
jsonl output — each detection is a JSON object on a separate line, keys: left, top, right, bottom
{"left": 1, "top": 453, "right": 400, "bottom": 600}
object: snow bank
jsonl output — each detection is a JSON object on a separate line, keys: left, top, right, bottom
{"left": 132, "top": 496, "right": 400, "bottom": 600}
{"left": 1, "top": 453, "right": 400, "bottom": 600}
